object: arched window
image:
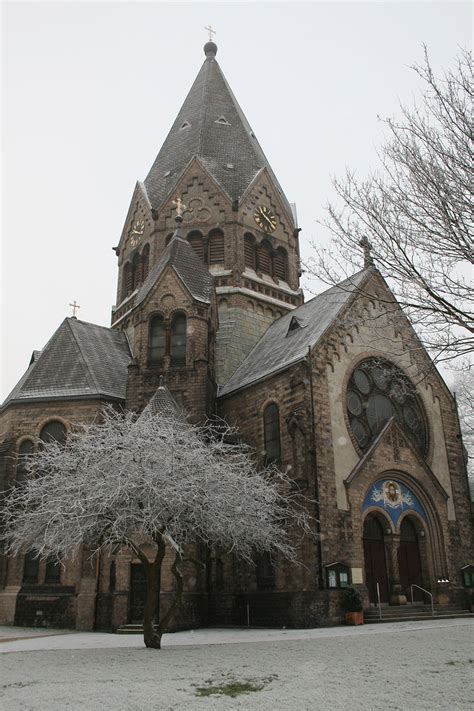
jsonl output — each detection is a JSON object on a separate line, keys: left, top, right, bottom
{"left": 187, "top": 231, "right": 204, "bottom": 261}
{"left": 171, "top": 313, "right": 187, "bottom": 365}
{"left": 109, "top": 561, "right": 116, "bottom": 592}
{"left": 16, "top": 440, "right": 34, "bottom": 485}
{"left": 23, "top": 550, "right": 39, "bottom": 584}
{"left": 141, "top": 244, "right": 150, "bottom": 282}
{"left": 122, "top": 262, "right": 131, "bottom": 301}
{"left": 45, "top": 556, "right": 61, "bottom": 583}
{"left": 264, "top": 403, "right": 281, "bottom": 464}
{"left": 130, "top": 252, "right": 141, "bottom": 291}
{"left": 208, "top": 230, "right": 225, "bottom": 264}
{"left": 274, "top": 247, "right": 288, "bottom": 281}
{"left": 258, "top": 241, "right": 272, "bottom": 276}
{"left": 149, "top": 315, "right": 165, "bottom": 365}
{"left": 244, "top": 234, "right": 256, "bottom": 270}
{"left": 256, "top": 552, "right": 275, "bottom": 589}
{"left": 40, "top": 421, "right": 67, "bottom": 446}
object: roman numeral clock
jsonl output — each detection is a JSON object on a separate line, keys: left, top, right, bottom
{"left": 254, "top": 205, "right": 277, "bottom": 233}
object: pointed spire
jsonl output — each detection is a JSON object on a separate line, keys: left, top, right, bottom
{"left": 140, "top": 377, "right": 183, "bottom": 421}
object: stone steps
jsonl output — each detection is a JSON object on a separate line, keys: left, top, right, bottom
{"left": 116, "top": 624, "right": 143, "bottom": 634}
{"left": 364, "top": 604, "right": 473, "bottom": 623}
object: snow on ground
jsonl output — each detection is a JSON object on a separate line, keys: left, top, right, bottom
{"left": 1, "top": 620, "right": 473, "bottom": 710}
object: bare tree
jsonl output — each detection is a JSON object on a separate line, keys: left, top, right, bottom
{"left": 1, "top": 402, "right": 311, "bottom": 649}
{"left": 453, "top": 368, "right": 474, "bottom": 478}
{"left": 307, "top": 47, "right": 473, "bottom": 366}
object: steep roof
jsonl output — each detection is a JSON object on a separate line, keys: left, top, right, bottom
{"left": 141, "top": 378, "right": 184, "bottom": 421}
{"left": 135, "top": 220, "right": 214, "bottom": 307}
{"left": 2, "top": 319, "right": 131, "bottom": 407}
{"left": 143, "top": 42, "right": 293, "bottom": 219}
{"left": 219, "top": 269, "right": 371, "bottom": 397}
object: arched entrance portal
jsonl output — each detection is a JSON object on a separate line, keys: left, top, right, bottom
{"left": 363, "top": 515, "right": 389, "bottom": 603}
{"left": 398, "top": 517, "right": 423, "bottom": 601}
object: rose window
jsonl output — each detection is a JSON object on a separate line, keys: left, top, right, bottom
{"left": 346, "top": 358, "right": 427, "bottom": 455}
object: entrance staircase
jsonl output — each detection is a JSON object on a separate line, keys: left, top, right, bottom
{"left": 116, "top": 624, "right": 143, "bottom": 634}
{"left": 364, "top": 603, "right": 473, "bottom": 624}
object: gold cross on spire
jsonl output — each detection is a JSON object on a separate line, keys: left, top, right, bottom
{"left": 204, "top": 24, "right": 216, "bottom": 42}
{"left": 69, "top": 300, "right": 80, "bottom": 317}
{"left": 173, "top": 196, "right": 187, "bottom": 217}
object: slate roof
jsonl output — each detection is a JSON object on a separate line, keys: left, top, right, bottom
{"left": 135, "top": 223, "right": 214, "bottom": 307}
{"left": 2, "top": 318, "right": 131, "bottom": 407}
{"left": 141, "top": 379, "right": 184, "bottom": 421}
{"left": 219, "top": 269, "right": 371, "bottom": 397}
{"left": 143, "top": 43, "right": 293, "bottom": 220}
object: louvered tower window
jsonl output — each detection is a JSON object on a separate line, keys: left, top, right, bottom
{"left": 130, "top": 252, "right": 141, "bottom": 291}
{"left": 244, "top": 234, "right": 256, "bottom": 270}
{"left": 187, "top": 232, "right": 204, "bottom": 261}
{"left": 141, "top": 244, "right": 150, "bottom": 282}
{"left": 122, "top": 262, "right": 131, "bottom": 300}
{"left": 171, "top": 313, "right": 187, "bottom": 365}
{"left": 208, "top": 230, "right": 225, "bottom": 264}
{"left": 264, "top": 403, "right": 281, "bottom": 464}
{"left": 274, "top": 247, "right": 288, "bottom": 281}
{"left": 258, "top": 241, "right": 272, "bottom": 276}
{"left": 149, "top": 315, "right": 165, "bottom": 364}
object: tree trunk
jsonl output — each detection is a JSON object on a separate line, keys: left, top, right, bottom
{"left": 143, "top": 557, "right": 162, "bottom": 648}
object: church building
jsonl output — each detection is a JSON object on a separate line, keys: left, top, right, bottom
{"left": 1, "top": 39, "right": 472, "bottom": 630}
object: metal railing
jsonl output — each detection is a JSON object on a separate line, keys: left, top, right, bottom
{"left": 376, "top": 582, "right": 382, "bottom": 620}
{"left": 411, "top": 584, "right": 434, "bottom": 616}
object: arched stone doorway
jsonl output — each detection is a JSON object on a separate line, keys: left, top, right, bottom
{"left": 398, "top": 517, "right": 424, "bottom": 601}
{"left": 363, "top": 514, "right": 390, "bottom": 603}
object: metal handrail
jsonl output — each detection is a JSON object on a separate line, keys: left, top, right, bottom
{"left": 411, "top": 584, "right": 434, "bottom": 616}
{"left": 376, "top": 582, "right": 382, "bottom": 619}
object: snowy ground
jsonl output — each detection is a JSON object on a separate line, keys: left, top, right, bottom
{"left": 1, "top": 619, "right": 473, "bottom": 709}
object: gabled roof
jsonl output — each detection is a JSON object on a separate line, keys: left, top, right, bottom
{"left": 135, "top": 222, "right": 214, "bottom": 307}
{"left": 143, "top": 42, "right": 293, "bottom": 219}
{"left": 141, "top": 378, "right": 184, "bottom": 421}
{"left": 2, "top": 319, "right": 131, "bottom": 407}
{"left": 219, "top": 269, "right": 371, "bottom": 396}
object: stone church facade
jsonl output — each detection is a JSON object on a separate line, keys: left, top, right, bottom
{"left": 1, "top": 40, "right": 472, "bottom": 631}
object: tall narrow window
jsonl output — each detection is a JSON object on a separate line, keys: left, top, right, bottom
{"left": 208, "top": 230, "right": 225, "bottom": 264}
{"left": 256, "top": 552, "right": 275, "bottom": 589}
{"left": 122, "top": 262, "right": 131, "bottom": 300}
{"left": 16, "top": 440, "right": 34, "bottom": 485}
{"left": 244, "top": 234, "right": 256, "bottom": 270}
{"left": 274, "top": 248, "right": 288, "bottom": 281}
{"left": 149, "top": 315, "right": 165, "bottom": 364}
{"left": 258, "top": 241, "right": 272, "bottom": 275}
{"left": 187, "top": 232, "right": 204, "bottom": 261}
{"left": 130, "top": 252, "right": 141, "bottom": 291}
{"left": 40, "top": 421, "right": 67, "bottom": 446}
{"left": 45, "top": 556, "right": 61, "bottom": 583}
{"left": 264, "top": 403, "right": 281, "bottom": 464}
{"left": 171, "top": 313, "right": 187, "bottom": 365}
{"left": 141, "top": 244, "right": 150, "bottom": 282}
{"left": 23, "top": 551, "right": 39, "bottom": 584}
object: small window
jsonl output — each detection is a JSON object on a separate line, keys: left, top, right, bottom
{"left": 461, "top": 565, "right": 474, "bottom": 588}
{"left": 109, "top": 561, "right": 116, "bottom": 592}
{"left": 23, "top": 550, "right": 39, "bottom": 584}
{"left": 264, "top": 403, "right": 281, "bottom": 464}
{"left": 171, "top": 313, "right": 187, "bottom": 365}
{"left": 274, "top": 248, "right": 288, "bottom": 281}
{"left": 258, "top": 241, "right": 272, "bottom": 275}
{"left": 40, "top": 421, "right": 66, "bottom": 446}
{"left": 187, "top": 232, "right": 204, "bottom": 261}
{"left": 45, "top": 556, "right": 61, "bottom": 583}
{"left": 16, "top": 440, "right": 34, "bottom": 485}
{"left": 244, "top": 234, "right": 256, "bottom": 270}
{"left": 149, "top": 315, "right": 165, "bottom": 364}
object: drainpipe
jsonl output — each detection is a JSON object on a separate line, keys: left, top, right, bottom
{"left": 307, "top": 347, "right": 324, "bottom": 589}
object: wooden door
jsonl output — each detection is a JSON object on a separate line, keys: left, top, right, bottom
{"left": 363, "top": 516, "right": 389, "bottom": 603}
{"left": 129, "top": 563, "right": 146, "bottom": 623}
{"left": 398, "top": 519, "right": 423, "bottom": 601}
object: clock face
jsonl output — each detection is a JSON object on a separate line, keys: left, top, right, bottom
{"left": 129, "top": 219, "right": 145, "bottom": 247}
{"left": 254, "top": 205, "right": 277, "bottom": 233}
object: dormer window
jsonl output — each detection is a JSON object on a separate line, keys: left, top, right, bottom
{"left": 215, "top": 115, "right": 231, "bottom": 126}
{"left": 180, "top": 121, "right": 191, "bottom": 130}
{"left": 287, "top": 316, "right": 305, "bottom": 335}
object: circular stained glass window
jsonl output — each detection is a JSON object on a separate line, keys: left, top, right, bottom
{"left": 346, "top": 358, "right": 427, "bottom": 456}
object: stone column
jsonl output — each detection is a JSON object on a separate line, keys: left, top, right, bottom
{"left": 387, "top": 534, "right": 407, "bottom": 605}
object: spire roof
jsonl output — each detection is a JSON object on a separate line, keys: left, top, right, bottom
{"left": 144, "top": 42, "right": 292, "bottom": 218}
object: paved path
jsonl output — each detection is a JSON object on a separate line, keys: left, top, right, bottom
{"left": 1, "top": 620, "right": 473, "bottom": 709}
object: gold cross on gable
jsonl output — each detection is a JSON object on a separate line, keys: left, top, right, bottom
{"left": 204, "top": 24, "right": 216, "bottom": 42}
{"left": 173, "top": 197, "right": 187, "bottom": 217}
{"left": 69, "top": 300, "right": 80, "bottom": 317}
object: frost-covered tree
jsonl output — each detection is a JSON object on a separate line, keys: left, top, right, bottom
{"left": 1, "top": 389, "right": 311, "bottom": 649}
{"left": 307, "top": 47, "right": 473, "bottom": 367}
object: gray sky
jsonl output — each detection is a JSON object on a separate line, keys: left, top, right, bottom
{"left": 2, "top": 1, "right": 471, "bottom": 400}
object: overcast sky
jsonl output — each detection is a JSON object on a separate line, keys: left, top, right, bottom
{"left": 2, "top": 1, "right": 471, "bottom": 400}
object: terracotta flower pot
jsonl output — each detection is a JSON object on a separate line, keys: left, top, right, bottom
{"left": 345, "top": 611, "right": 364, "bottom": 625}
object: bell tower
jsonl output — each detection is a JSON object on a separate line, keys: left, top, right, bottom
{"left": 112, "top": 39, "right": 303, "bottom": 386}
